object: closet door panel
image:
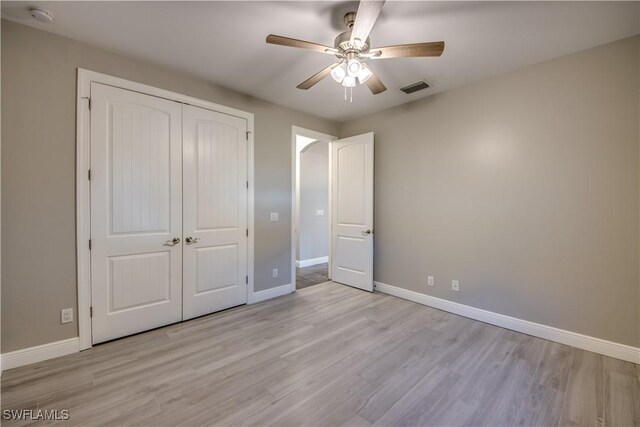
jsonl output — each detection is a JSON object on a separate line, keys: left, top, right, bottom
{"left": 183, "top": 105, "right": 248, "bottom": 319}
{"left": 90, "top": 83, "right": 183, "bottom": 344}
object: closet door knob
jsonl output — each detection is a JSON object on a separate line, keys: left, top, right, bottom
{"left": 166, "top": 237, "right": 181, "bottom": 245}
{"left": 185, "top": 236, "right": 200, "bottom": 244}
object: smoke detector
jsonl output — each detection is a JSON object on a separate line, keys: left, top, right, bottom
{"left": 29, "top": 8, "right": 54, "bottom": 24}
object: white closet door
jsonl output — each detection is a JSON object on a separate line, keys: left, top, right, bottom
{"left": 182, "top": 105, "right": 248, "bottom": 320}
{"left": 90, "top": 83, "right": 183, "bottom": 344}
{"left": 331, "top": 133, "right": 374, "bottom": 291}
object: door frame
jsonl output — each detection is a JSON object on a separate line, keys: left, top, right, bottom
{"left": 76, "top": 69, "right": 255, "bottom": 350}
{"left": 291, "top": 126, "right": 337, "bottom": 290}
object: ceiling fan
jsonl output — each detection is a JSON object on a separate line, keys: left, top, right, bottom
{"left": 266, "top": 0, "right": 445, "bottom": 100}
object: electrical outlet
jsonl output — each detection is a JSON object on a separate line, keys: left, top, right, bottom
{"left": 61, "top": 308, "right": 73, "bottom": 324}
{"left": 270, "top": 212, "right": 279, "bottom": 222}
{"left": 427, "top": 276, "right": 435, "bottom": 287}
{"left": 451, "top": 280, "right": 460, "bottom": 291}
{"left": 272, "top": 268, "right": 279, "bottom": 278}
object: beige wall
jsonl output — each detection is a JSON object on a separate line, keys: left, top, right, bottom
{"left": 340, "top": 35, "right": 640, "bottom": 347}
{"left": 1, "top": 20, "right": 338, "bottom": 352}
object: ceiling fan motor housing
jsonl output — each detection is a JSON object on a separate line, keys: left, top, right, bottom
{"left": 334, "top": 31, "right": 370, "bottom": 54}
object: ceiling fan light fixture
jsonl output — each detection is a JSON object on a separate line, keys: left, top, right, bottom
{"left": 342, "top": 75, "right": 357, "bottom": 88}
{"left": 346, "top": 57, "right": 362, "bottom": 77}
{"left": 331, "top": 62, "right": 347, "bottom": 83}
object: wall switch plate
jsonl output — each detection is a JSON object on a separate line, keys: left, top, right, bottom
{"left": 270, "top": 212, "right": 279, "bottom": 221}
{"left": 451, "top": 280, "right": 460, "bottom": 291}
{"left": 272, "top": 268, "right": 279, "bottom": 278}
{"left": 316, "top": 209, "right": 324, "bottom": 216}
{"left": 61, "top": 308, "right": 73, "bottom": 324}
{"left": 427, "top": 276, "right": 435, "bottom": 287}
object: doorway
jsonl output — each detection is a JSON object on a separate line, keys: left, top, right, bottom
{"left": 292, "top": 127, "right": 337, "bottom": 290}
{"left": 297, "top": 138, "right": 329, "bottom": 288}
{"left": 291, "top": 127, "right": 375, "bottom": 293}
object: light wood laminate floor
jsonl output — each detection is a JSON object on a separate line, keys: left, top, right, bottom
{"left": 296, "top": 263, "right": 329, "bottom": 289}
{"left": 2, "top": 282, "right": 639, "bottom": 426}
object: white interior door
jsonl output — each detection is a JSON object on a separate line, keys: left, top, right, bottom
{"left": 90, "top": 83, "right": 183, "bottom": 344}
{"left": 331, "top": 132, "right": 374, "bottom": 291}
{"left": 182, "top": 104, "right": 248, "bottom": 320}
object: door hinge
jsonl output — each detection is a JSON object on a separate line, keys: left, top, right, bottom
{"left": 246, "top": 131, "right": 251, "bottom": 140}
{"left": 246, "top": 275, "right": 248, "bottom": 284}
{"left": 246, "top": 228, "right": 249, "bottom": 237}
{"left": 89, "top": 239, "right": 92, "bottom": 250}
{"left": 90, "top": 306, "right": 93, "bottom": 317}
{"left": 88, "top": 169, "right": 91, "bottom": 181}
{"left": 82, "top": 96, "right": 92, "bottom": 110}
{"left": 246, "top": 180, "right": 249, "bottom": 189}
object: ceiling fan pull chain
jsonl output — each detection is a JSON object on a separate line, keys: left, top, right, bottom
{"left": 350, "top": 87, "right": 353, "bottom": 103}
{"left": 344, "top": 85, "right": 347, "bottom": 101}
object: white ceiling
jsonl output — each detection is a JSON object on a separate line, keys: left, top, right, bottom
{"left": 2, "top": 1, "right": 638, "bottom": 121}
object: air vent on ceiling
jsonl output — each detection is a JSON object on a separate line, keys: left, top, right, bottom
{"left": 400, "top": 81, "right": 430, "bottom": 94}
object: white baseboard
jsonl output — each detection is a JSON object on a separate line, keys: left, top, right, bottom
{"left": 1, "top": 338, "right": 80, "bottom": 371}
{"left": 374, "top": 281, "right": 640, "bottom": 364}
{"left": 249, "top": 283, "right": 295, "bottom": 304}
{"left": 296, "top": 256, "right": 328, "bottom": 268}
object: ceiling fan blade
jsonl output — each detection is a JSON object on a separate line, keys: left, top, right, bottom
{"left": 371, "top": 41, "right": 445, "bottom": 59}
{"left": 266, "top": 34, "right": 338, "bottom": 54}
{"left": 362, "top": 64, "right": 386, "bottom": 95}
{"left": 349, "top": 0, "right": 385, "bottom": 47}
{"left": 297, "top": 63, "right": 340, "bottom": 90}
